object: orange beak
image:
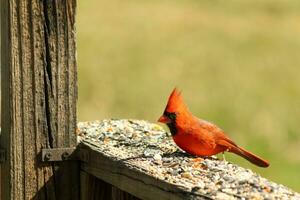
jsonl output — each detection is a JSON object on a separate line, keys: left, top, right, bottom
{"left": 158, "top": 115, "right": 171, "bottom": 124}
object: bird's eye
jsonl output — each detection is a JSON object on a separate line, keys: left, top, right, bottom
{"left": 169, "top": 113, "right": 176, "bottom": 120}
{"left": 164, "top": 111, "right": 176, "bottom": 121}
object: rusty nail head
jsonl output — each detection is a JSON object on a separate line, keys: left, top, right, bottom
{"left": 44, "top": 153, "right": 52, "bottom": 161}
{"left": 62, "top": 152, "right": 70, "bottom": 160}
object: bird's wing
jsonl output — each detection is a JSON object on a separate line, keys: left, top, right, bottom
{"left": 183, "top": 119, "right": 218, "bottom": 149}
{"left": 198, "top": 119, "right": 237, "bottom": 147}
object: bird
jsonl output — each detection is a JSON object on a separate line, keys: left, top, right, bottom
{"left": 158, "top": 88, "right": 269, "bottom": 168}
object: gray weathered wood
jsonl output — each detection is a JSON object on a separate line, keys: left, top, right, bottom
{"left": 80, "top": 142, "right": 189, "bottom": 200}
{"left": 0, "top": 0, "right": 78, "bottom": 199}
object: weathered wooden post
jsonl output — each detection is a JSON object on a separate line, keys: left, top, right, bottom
{"left": 1, "top": 0, "right": 78, "bottom": 199}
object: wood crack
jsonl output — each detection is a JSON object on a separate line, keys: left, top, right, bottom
{"left": 42, "top": 0, "right": 54, "bottom": 149}
{"left": 1, "top": 0, "right": 79, "bottom": 198}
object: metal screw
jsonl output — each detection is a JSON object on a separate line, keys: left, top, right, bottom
{"left": 44, "top": 153, "right": 52, "bottom": 161}
{"left": 61, "top": 152, "right": 69, "bottom": 160}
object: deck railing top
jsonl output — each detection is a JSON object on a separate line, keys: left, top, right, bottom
{"left": 78, "top": 119, "right": 300, "bottom": 200}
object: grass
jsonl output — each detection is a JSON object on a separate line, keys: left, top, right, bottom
{"left": 77, "top": 0, "right": 300, "bottom": 192}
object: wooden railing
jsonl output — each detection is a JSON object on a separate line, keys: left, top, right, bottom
{"left": 1, "top": 0, "right": 300, "bottom": 200}
{"left": 77, "top": 120, "right": 300, "bottom": 200}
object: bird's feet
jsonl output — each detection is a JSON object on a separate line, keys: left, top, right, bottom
{"left": 221, "top": 152, "right": 229, "bottom": 165}
{"left": 222, "top": 152, "right": 226, "bottom": 162}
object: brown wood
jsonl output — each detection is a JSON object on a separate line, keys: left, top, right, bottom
{"left": 0, "top": 0, "right": 78, "bottom": 199}
{"left": 80, "top": 171, "right": 140, "bottom": 200}
{"left": 80, "top": 142, "right": 190, "bottom": 200}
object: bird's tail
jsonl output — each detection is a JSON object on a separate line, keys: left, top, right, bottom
{"left": 230, "top": 145, "right": 269, "bottom": 168}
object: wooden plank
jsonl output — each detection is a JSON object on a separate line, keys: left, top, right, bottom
{"left": 81, "top": 170, "right": 113, "bottom": 200}
{"left": 81, "top": 170, "right": 141, "bottom": 200}
{"left": 111, "top": 186, "right": 141, "bottom": 200}
{"left": 80, "top": 143, "right": 188, "bottom": 200}
{"left": 0, "top": 0, "right": 78, "bottom": 199}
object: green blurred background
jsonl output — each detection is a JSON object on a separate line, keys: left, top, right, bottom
{"left": 77, "top": 0, "right": 300, "bottom": 191}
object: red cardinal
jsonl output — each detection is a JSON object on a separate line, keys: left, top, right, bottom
{"left": 158, "top": 88, "right": 269, "bottom": 167}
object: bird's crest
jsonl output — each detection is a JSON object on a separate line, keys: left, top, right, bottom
{"left": 165, "top": 88, "right": 189, "bottom": 113}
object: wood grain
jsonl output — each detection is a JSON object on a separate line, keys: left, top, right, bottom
{"left": 80, "top": 142, "right": 196, "bottom": 200}
{"left": 0, "top": 0, "right": 78, "bottom": 199}
{"left": 81, "top": 171, "right": 141, "bottom": 200}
